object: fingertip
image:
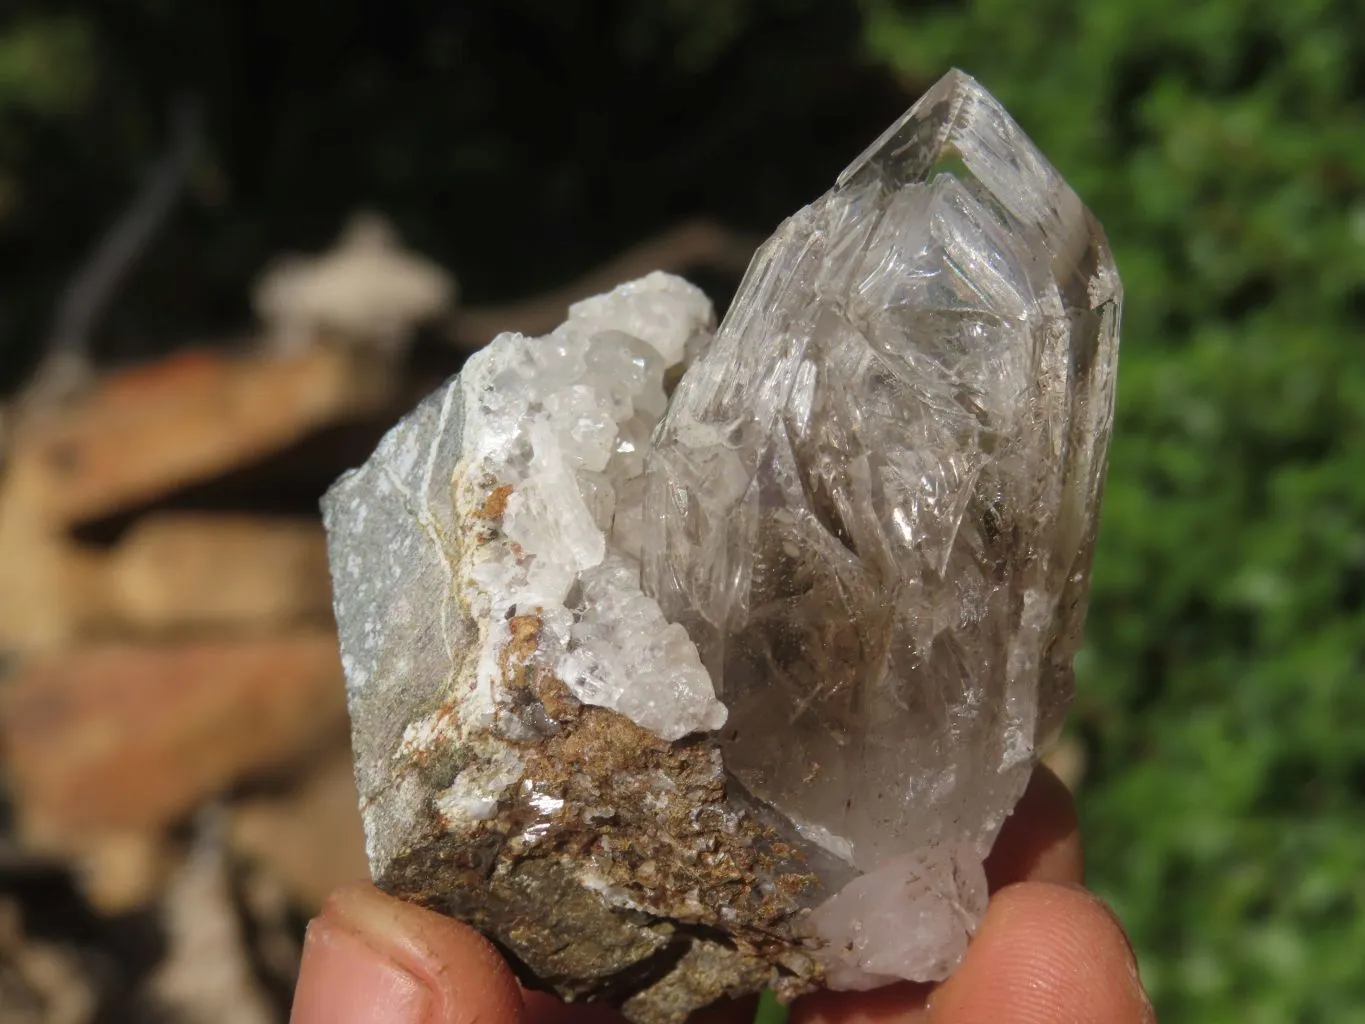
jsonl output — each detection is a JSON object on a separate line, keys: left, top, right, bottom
{"left": 292, "top": 882, "right": 525, "bottom": 1024}
{"left": 984, "top": 764, "right": 1084, "bottom": 890}
{"left": 928, "top": 882, "right": 1153, "bottom": 1023}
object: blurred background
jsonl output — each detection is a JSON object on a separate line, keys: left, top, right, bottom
{"left": 0, "top": 1, "right": 1362, "bottom": 1022}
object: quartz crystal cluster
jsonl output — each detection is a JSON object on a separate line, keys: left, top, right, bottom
{"left": 323, "top": 69, "right": 1120, "bottom": 1022}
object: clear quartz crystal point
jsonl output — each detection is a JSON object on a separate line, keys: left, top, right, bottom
{"left": 644, "top": 69, "right": 1121, "bottom": 985}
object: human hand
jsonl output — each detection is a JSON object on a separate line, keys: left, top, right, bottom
{"left": 290, "top": 765, "right": 1155, "bottom": 1023}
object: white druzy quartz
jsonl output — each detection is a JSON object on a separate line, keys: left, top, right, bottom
{"left": 460, "top": 271, "right": 727, "bottom": 741}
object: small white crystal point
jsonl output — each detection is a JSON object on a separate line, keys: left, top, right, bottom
{"left": 568, "top": 270, "right": 714, "bottom": 366}
{"left": 455, "top": 274, "right": 726, "bottom": 741}
{"left": 806, "top": 846, "right": 987, "bottom": 989}
{"left": 560, "top": 554, "right": 726, "bottom": 742}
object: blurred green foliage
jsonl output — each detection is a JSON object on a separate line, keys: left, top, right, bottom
{"left": 863, "top": 0, "right": 1365, "bottom": 1019}
{"left": 0, "top": 16, "right": 93, "bottom": 222}
{"left": 1, "top": 1, "right": 1362, "bottom": 1020}
{"left": 0, "top": 17, "right": 92, "bottom": 115}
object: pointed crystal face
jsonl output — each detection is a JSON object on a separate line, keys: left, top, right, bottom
{"left": 645, "top": 67, "right": 1120, "bottom": 888}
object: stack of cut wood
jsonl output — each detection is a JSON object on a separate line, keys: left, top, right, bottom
{"left": 0, "top": 344, "right": 401, "bottom": 1023}
{"left": 0, "top": 215, "right": 760, "bottom": 1024}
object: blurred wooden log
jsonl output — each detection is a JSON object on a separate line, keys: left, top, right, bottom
{"left": 0, "top": 897, "right": 97, "bottom": 1024}
{"left": 0, "top": 536, "right": 105, "bottom": 654}
{"left": 0, "top": 346, "right": 391, "bottom": 653}
{"left": 71, "top": 830, "right": 173, "bottom": 916}
{"left": 0, "top": 633, "right": 346, "bottom": 856}
{"left": 229, "top": 744, "right": 368, "bottom": 913}
{"left": 9, "top": 346, "right": 392, "bottom": 527}
{"left": 147, "top": 827, "right": 276, "bottom": 1024}
{"left": 109, "top": 513, "right": 332, "bottom": 633}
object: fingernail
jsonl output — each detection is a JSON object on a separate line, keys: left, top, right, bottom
{"left": 292, "top": 913, "right": 433, "bottom": 1024}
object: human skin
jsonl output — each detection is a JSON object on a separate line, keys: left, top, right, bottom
{"left": 290, "top": 765, "right": 1156, "bottom": 1024}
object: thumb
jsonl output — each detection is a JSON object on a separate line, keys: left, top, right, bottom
{"left": 291, "top": 882, "right": 526, "bottom": 1024}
